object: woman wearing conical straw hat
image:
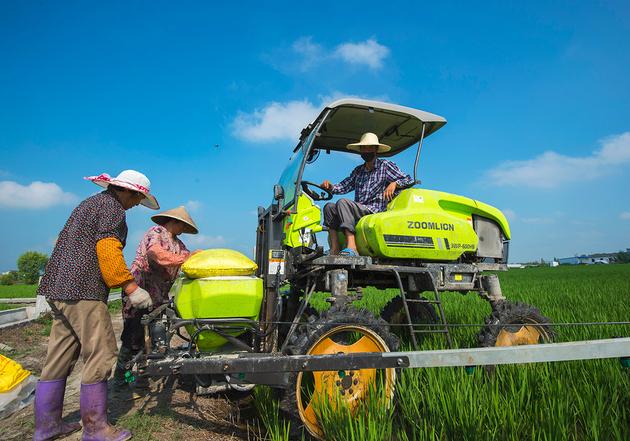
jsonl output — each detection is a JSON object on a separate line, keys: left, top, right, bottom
{"left": 113, "top": 205, "right": 200, "bottom": 387}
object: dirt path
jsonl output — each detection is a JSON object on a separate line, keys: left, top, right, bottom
{"left": 0, "top": 311, "right": 255, "bottom": 440}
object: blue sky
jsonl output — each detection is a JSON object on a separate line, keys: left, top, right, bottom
{"left": 1, "top": 1, "right": 629, "bottom": 271}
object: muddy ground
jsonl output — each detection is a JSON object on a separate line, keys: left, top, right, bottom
{"left": 0, "top": 311, "right": 258, "bottom": 441}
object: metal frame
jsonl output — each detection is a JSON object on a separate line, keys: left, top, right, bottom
{"left": 140, "top": 337, "right": 630, "bottom": 378}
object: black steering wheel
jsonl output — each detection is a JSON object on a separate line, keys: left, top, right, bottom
{"left": 300, "top": 180, "right": 333, "bottom": 201}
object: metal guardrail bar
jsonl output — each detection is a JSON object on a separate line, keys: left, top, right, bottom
{"left": 0, "top": 293, "right": 123, "bottom": 330}
{"left": 0, "top": 298, "right": 36, "bottom": 304}
{"left": 385, "top": 337, "right": 630, "bottom": 368}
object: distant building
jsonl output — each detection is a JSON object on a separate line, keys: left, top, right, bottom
{"left": 556, "top": 255, "right": 612, "bottom": 265}
{"left": 557, "top": 256, "right": 580, "bottom": 265}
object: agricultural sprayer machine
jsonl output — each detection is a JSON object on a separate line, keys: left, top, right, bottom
{"left": 129, "top": 99, "right": 629, "bottom": 439}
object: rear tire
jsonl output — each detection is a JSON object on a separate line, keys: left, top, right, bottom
{"left": 281, "top": 306, "right": 398, "bottom": 439}
{"left": 478, "top": 300, "right": 553, "bottom": 347}
{"left": 380, "top": 294, "right": 438, "bottom": 341}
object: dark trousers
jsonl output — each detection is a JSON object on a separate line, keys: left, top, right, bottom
{"left": 121, "top": 316, "right": 145, "bottom": 352}
{"left": 323, "top": 198, "right": 372, "bottom": 233}
{"left": 114, "top": 316, "right": 145, "bottom": 382}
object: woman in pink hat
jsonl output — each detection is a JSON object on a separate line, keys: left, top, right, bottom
{"left": 34, "top": 170, "right": 158, "bottom": 441}
{"left": 113, "top": 206, "right": 199, "bottom": 388}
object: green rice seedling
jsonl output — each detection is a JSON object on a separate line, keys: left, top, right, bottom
{"left": 392, "top": 265, "right": 630, "bottom": 440}
{"left": 314, "top": 382, "right": 394, "bottom": 441}
{"left": 252, "top": 386, "right": 291, "bottom": 441}
{"left": 254, "top": 265, "right": 630, "bottom": 440}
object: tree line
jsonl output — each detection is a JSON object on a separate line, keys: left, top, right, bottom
{"left": 0, "top": 251, "right": 49, "bottom": 285}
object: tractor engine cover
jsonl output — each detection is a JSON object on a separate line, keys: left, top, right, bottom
{"left": 354, "top": 189, "right": 510, "bottom": 261}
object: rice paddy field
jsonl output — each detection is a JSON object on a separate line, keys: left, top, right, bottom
{"left": 256, "top": 264, "right": 630, "bottom": 440}
{"left": 0, "top": 285, "right": 38, "bottom": 310}
{"left": 0, "top": 284, "right": 38, "bottom": 298}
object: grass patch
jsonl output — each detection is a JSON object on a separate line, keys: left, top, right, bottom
{"left": 0, "top": 303, "right": 25, "bottom": 311}
{"left": 0, "top": 284, "right": 38, "bottom": 298}
{"left": 116, "top": 412, "right": 173, "bottom": 441}
{"left": 108, "top": 299, "right": 123, "bottom": 313}
{"left": 35, "top": 314, "right": 53, "bottom": 336}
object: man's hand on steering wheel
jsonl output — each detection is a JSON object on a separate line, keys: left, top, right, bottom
{"left": 301, "top": 180, "right": 333, "bottom": 201}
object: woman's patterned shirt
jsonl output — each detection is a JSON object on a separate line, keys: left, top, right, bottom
{"left": 38, "top": 189, "right": 128, "bottom": 302}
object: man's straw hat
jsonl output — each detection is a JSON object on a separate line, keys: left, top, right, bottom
{"left": 346, "top": 132, "right": 391, "bottom": 153}
{"left": 85, "top": 170, "right": 159, "bottom": 209}
{"left": 151, "top": 206, "right": 198, "bottom": 234}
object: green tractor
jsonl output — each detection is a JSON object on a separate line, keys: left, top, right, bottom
{"left": 136, "top": 99, "right": 552, "bottom": 439}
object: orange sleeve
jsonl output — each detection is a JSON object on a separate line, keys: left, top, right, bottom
{"left": 96, "top": 237, "right": 134, "bottom": 288}
{"left": 147, "top": 244, "right": 189, "bottom": 267}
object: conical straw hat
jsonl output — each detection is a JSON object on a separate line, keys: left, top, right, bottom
{"left": 151, "top": 206, "right": 198, "bottom": 234}
{"left": 346, "top": 132, "right": 391, "bottom": 153}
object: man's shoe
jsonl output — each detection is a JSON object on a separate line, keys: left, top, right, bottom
{"left": 339, "top": 247, "right": 359, "bottom": 257}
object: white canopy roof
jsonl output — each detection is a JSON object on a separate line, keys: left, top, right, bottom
{"left": 306, "top": 98, "right": 447, "bottom": 156}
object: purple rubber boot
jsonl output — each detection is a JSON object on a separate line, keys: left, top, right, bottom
{"left": 33, "top": 378, "right": 82, "bottom": 441}
{"left": 80, "top": 381, "right": 131, "bottom": 441}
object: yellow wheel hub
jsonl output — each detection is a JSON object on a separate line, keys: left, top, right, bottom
{"left": 495, "top": 322, "right": 548, "bottom": 347}
{"left": 295, "top": 325, "right": 396, "bottom": 439}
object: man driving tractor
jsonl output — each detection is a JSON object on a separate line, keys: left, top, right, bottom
{"left": 321, "top": 132, "right": 413, "bottom": 256}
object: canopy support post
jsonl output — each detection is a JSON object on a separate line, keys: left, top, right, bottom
{"left": 413, "top": 123, "right": 426, "bottom": 185}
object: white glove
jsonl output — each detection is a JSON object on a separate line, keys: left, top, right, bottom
{"left": 128, "top": 287, "right": 153, "bottom": 309}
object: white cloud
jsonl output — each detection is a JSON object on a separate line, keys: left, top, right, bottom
{"left": 291, "top": 36, "right": 325, "bottom": 71}
{"left": 271, "top": 37, "right": 390, "bottom": 73}
{"left": 502, "top": 208, "right": 517, "bottom": 221}
{"left": 0, "top": 181, "right": 78, "bottom": 209}
{"left": 522, "top": 217, "right": 555, "bottom": 225}
{"left": 185, "top": 200, "right": 202, "bottom": 212}
{"left": 620, "top": 212, "right": 630, "bottom": 220}
{"left": 486, "top": 132, "right": 630, "bottom": 188}
{"left": 232, "top": 92, "right": 386, "bottom": 143}
{"left": 186, "top": 234, "right": 226, "bottom": 248}
{"left": 232, "top": 99, "right": 320, "bottom": 142}
{"left": 333, "top": 38, "right": 390, "bottom": 70}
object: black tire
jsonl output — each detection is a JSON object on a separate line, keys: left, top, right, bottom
{"left": 478, "top": 300, "right": 554, "bottom": 347}
{"left": 278, "top": 286, "right": 321, "bottom": 348}
{"left": 281, "top": 305, "right": 399, "bottom": 439}
{"left": 380, "top": 294, "right": 439, "bottom": 341}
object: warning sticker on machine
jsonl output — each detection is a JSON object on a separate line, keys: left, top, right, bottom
{"left": 268, "top": 250, "right": 286, "bottom": 275}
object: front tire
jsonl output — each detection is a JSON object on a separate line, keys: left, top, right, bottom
{"left": 282, "top": 306, "right": 398, "bottom": 439}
